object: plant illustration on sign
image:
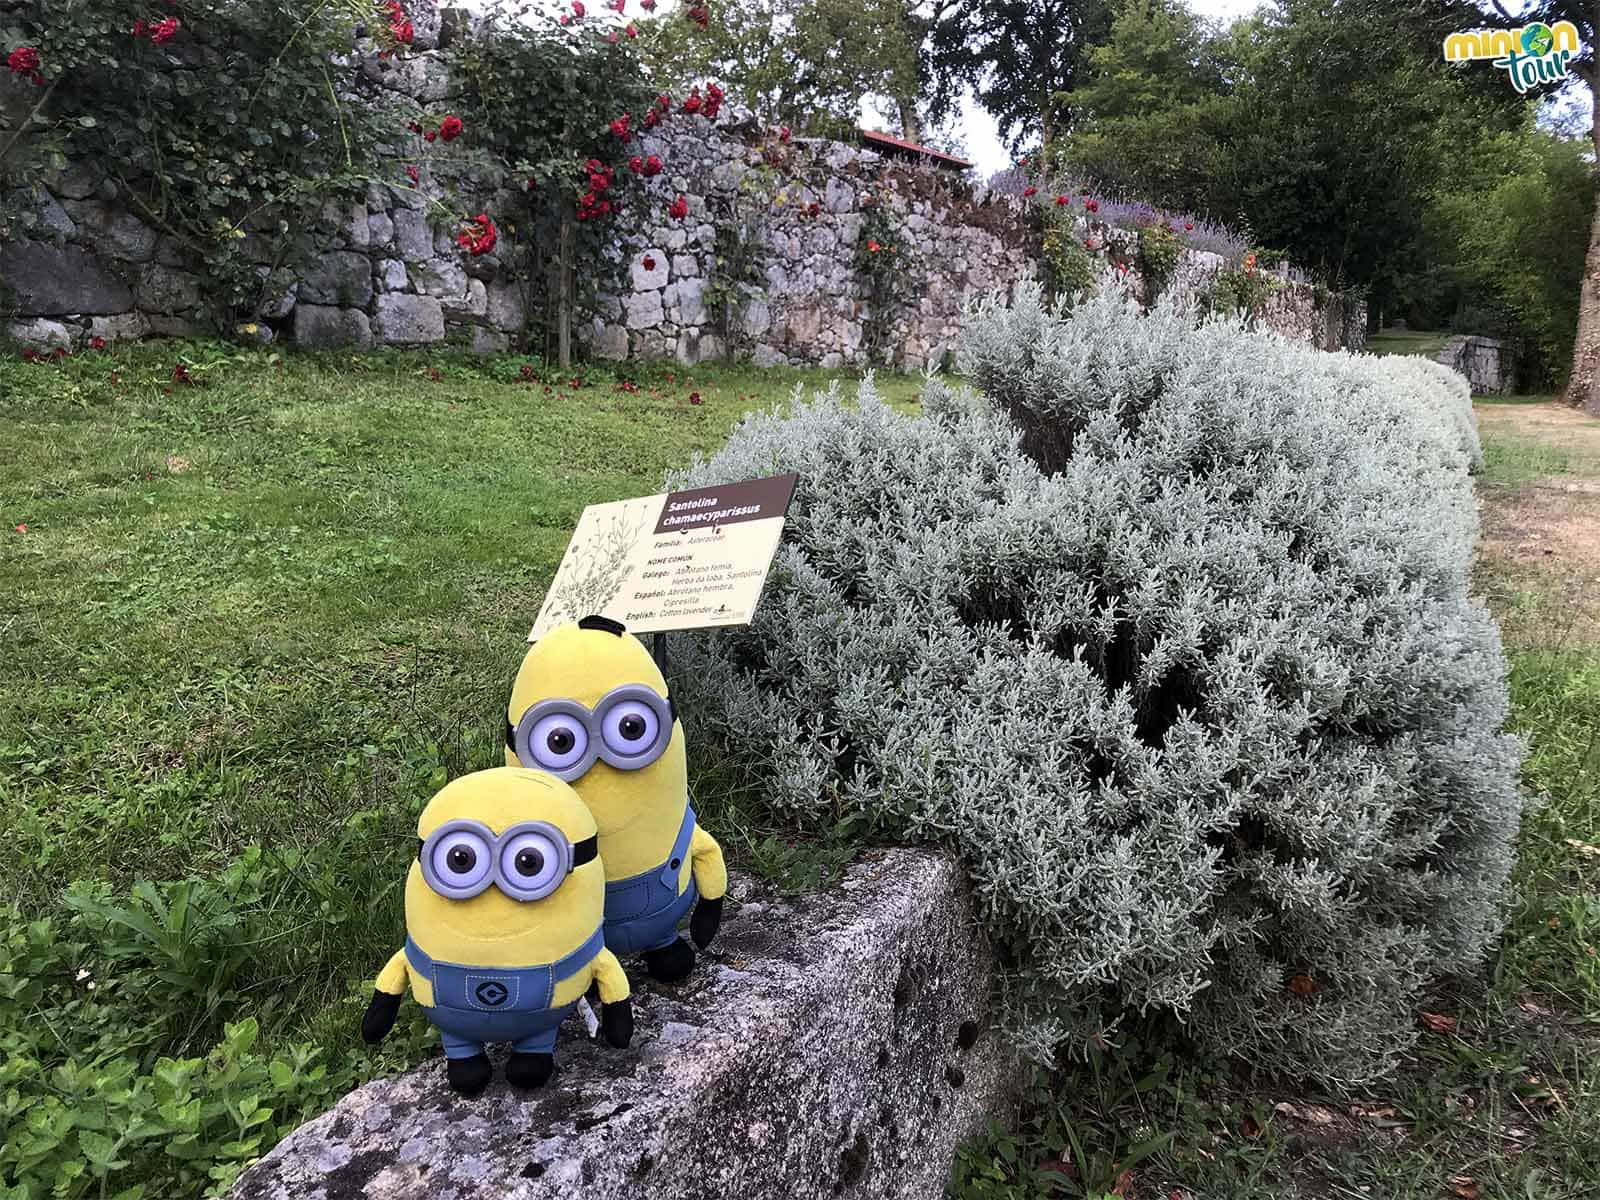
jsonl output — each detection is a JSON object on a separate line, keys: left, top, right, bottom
{"left": 541, "top": 503, "right": 650, "bottom": 625}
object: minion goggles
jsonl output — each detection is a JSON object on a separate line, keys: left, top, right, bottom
{"left": 505, "top": 683, "right": 676, "bottom": 783}
{"left": 419, "top": 819, "right": 598, "bottom": 902}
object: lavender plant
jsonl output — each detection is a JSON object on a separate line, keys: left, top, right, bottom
{"left": 669, "top": 287, "right": 1522, "bottom": 1083}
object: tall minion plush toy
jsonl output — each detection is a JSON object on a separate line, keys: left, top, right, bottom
{"left": 506, "top": 615, "right": 727, "bottom": 983}
{"left": 360, "top": 767, "right": 634, "bottom": 1096}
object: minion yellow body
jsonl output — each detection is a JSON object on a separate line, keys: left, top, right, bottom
{"left": 361, "top": 768, "right": 633, "bottom": 1095}
{"left": 506, "top": 617, "right": 727, "bottom": 981}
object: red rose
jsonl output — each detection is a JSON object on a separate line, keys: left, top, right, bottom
{"left": 172, "top": 363, "right": 190, "bottom": 384}
{"left": 868, "top": 239, "right": 880, "bottom": 253}
{"left": 688, "top": 392, "right": 703, "bottom": 405}
{"left": 610, "top": 115, "right": 630, "bottom": 140}
{"left": 572, "top": 0, "right": 585, "bottom": 14}
{"left": 132, "top": 20, "right": 147, "bottom": 37}
{"left": 687, "top": 5, "right": 709, "bottom": 28}
{"left": 643, "top": 109, "right": 659, "bottom": 129}
{"left": 683, "top": 92, "right": 702, "bottom": 114}
{"left": 807, "top": 201, "right": 820, "bottom": 217}
{"left": 151, "top": 17, "right": 179, "bottom": 43}
{"left": 1184, "top": 221, "right": 1194, "bottom": 231}
{"left": 642, "top": 255, "right": 656, "bottom": 270}
{"left": 629, "top": 155, "right": 644, "bottom": 173}
{"left": 405, "top": 164, "right": 420, "bottom": 183}
{"left": 779, "top": 126, "right": 790, "bottom": 142}
{"left": 458, "top": 213, "right": 497, "bottom": 256}
{"left": 90, "top": 336, "right": 107, "bottom": 350}
{"left": 425, "top": 130, "right": 437, "bottom": 142}
{"left": 626, "top": 23, "right": 638, "bottom": 37}
{"left": 668, "top": 194, "right": 688, "bottom": 220}
{"left": 560, "top": 13, "right": 570, "bottom": 23}
{"left": 643, "top": 154, "right": 663, "bottom": 176}
{"left": 658, "top": 93, "right": 671, "bottom": 111}
{"left": 1085, "top": 199, "right": 1099, "bottom": 213}
{"left": 6, "top": 46, "right": 41, "bottom": 77}
{"left": 1055, "top": 194, "right": 1068, "bottom": 206}
{"left": 605, "top": 30, "right": 619, "bottom": 41}
{"left": 598, "top": 199, "right": 612, "bottom": 215}
{"left": 642, "top": 0, "right": 656, "bottom": 9}
{"left": 439, "top": 115, "right": 463, "bottom": 142}
{"left": 1022, "top": 186, "right": 1037, "bottom": 197}
{"left": 1019, "top": 156, "right": 1029, "bottom": 166}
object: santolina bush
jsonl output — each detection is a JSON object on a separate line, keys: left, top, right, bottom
{"left": 669, "top": 288, "right": 1523, "bottom": 1082}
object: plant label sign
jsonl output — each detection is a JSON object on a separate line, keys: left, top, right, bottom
{"left": 529, "top": 473, "right": 799, "bottom": 641}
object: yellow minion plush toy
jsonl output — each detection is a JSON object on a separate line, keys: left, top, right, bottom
{"left": 360, "top": 767, "right": 633, "bottom": 1096}
{"left": 506, "top": 615, "right": 727, "bottom": 983}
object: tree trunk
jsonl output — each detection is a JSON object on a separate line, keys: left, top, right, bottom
{"left": 896, "top": 97, "right": 921, "bottom": 144}
{"left": 557, "top": 214, "right": 573, "bottom": 371}
{"left": 1564, "top": 74, "right": 1600, "bottom": 414}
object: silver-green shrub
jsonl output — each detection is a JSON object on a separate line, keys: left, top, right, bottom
{"left": 669, "top": 288, "right": 1522, "bottom": 1083}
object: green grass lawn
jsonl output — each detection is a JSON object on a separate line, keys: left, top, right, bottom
{"left": 1365, "top": 328, "right": 1452, "bottom": 357}
{"left": 4, "top": 343, "right": 1598, "bottom": 1200}
{"left": 0, "top": 341, "right": 923, "bottom": 1198}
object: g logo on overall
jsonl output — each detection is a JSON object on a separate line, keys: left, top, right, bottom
{"left": 475, "top": 979, "right": 510, "bottom": 1007}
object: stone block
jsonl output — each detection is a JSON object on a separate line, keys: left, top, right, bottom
{"left": 377, "top": 259, "right": 409, "bottom": 292}
{"left": 61, "top": 201, "right": 158, "bottom": 262}
{"left": 676, "top": 276, "right": 706, "bottom": 326}
{"left": 297, "top": 251, "right": 374, "bottom": 309}
{"left": 470, "top": 326, "right": 508, "bottom": 355}
{"left": 440, "top": 278, "right": 487, "bottom": 319}
{"left": 135, "top": 265, "right": 202, "bottom": 315}
{"left": 625, "top": 289, "right": 664, "bottom": 330}
{"left": 373, "top": 293, "right": 444, "bottom": 344}
{"left": 392, "top": 209, "right": 434, "bottom": 262}
{"left": 88, "top": 312, "right": 149, "bottom": 344}
{"left": 0, "top": 241, "right": 132, "bottom": 315}
{"left": 592, "top": 322, "right": 629, "bottom": 360}
{"left": 230, "top": 850, "right": 1020, "bottom": 1200}
{"left": 672, "top": 253, "right": 698, "bottom": 278}
{"left": 293, "top": 305, "right": 373, "bottom": 349}
{"left": 485, "top": 280, "right": 526, "bottom": 333}
{"left": 632, "top": 251, "right": 669, "bottom": 291}
{"left": 5, "top": 317, "right": 75, "bottom": 350}
{"left": 368, "top": 211, "right": 396, "bottom": 250}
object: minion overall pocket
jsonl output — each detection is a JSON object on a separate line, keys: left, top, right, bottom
{"left": 604, "top": 805, "right": 699, "bottom": 955}
{"left": 406, "top": 928, "right": 603, "bottom": 1059}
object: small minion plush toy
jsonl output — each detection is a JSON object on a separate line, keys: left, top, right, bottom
{"left": 506, "top": 615, "right": 727, "bottom": 983}
{"left": 360, "top": 767, "right": 633, "bottom": 1096}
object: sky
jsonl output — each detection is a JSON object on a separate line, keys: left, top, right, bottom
{"left": 952, "top": 0, "right": 1270, "bottom": 175}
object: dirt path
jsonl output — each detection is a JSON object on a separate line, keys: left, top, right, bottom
{"left": 1474, "top": 402, "right": 1600, "bottom": 649}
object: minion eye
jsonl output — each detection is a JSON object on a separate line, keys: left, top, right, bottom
{"left": 427, "top": 828, "right": 492, "bottom": 897}
{"left": 602, "top": 699, "right": 659, "bottom": 755}
{"left": 497, "top": 828, "right": 565, "bottom": 901}
{"left": 529, "top": 713, "right": 589, "bottom": 772}
{"left": 594, "top": 686, "right": 671, "bottom": 770}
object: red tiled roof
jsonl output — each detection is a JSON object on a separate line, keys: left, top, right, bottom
{"left": 858, "top": 128, "right": 974, "bottom": 169}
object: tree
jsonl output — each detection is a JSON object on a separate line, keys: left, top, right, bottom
{"left": 645, "top": 0, "right": 925, "bottom": 138}
{"left": 928, "top": 0, "right": 1113, "bottom": 151}
{"left": 1059, "top": 0, "right": 1236, "bottom": 210}
{"left": 1482, "top": 0, "right": 1599, "bottom": 411}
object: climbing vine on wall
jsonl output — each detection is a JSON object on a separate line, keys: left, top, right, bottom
{"left": 0, "top": 0, "right": 385, "bottom": 330}
{"left": 852, "top": 193, "right": 918, "bottom": 365}
{"left": 703, "top": 163, "right": 776, "bottom": 361}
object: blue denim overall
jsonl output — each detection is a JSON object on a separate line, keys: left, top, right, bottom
{"left": 405, "top": 927, "right": 604, "bottom": 1059}
{"left": 603, "top": 804, "right": 698, "bottom": 955}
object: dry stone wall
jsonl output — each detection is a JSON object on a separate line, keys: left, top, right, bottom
{"left": 1, "top": 37, "right": 1364, "bottom": 366}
